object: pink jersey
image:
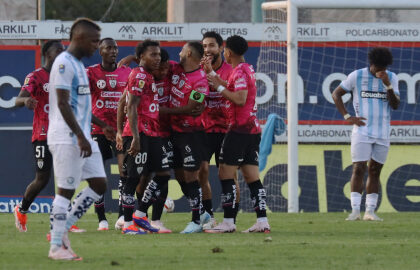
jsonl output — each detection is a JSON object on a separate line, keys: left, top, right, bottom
{"left": 156, "top": 77, "right": 171, "bottom": 137}
{"left": 226, "top": 63, "right": 261, "bottom": 134}
{"left": 87, "top": 64, "right": 131, "bottom": 135}
{"left": 127, "top": 66, "right": 160, "bottom": 137}
{"left": 202, "top": 61, "right": 233, "bottom": 133}
{"left": 21, "top": 68, "right": 50, "bottom": 142}
{"left": 169, "top": 63, "right": 209, "bottom": 132}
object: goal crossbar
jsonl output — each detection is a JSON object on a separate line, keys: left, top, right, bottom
{"left": 262, "top": 0, "right": 420, "bottom": 10}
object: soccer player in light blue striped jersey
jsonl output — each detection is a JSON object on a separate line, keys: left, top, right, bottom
{"left": 332, "top": 47, "right": 400, "bottom": 221}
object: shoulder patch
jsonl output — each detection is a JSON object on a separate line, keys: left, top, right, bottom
{"left": 59, "top": 64, "right": 65, "bottom": 74}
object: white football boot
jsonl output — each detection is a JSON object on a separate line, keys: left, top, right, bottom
{"left": 115, "top": 216, "right": 124, "bottom": 230}
{"left": 363, "top": 211, "right": 383, "bottom": 221}
{"left": 345, "top": 211, "right": 361, "bottom": 221}
{"left": 205, "top": 221, "right": 236, "bottom": 233}
{"left": 242, "top": 221, "right": 270, "bottom": 233}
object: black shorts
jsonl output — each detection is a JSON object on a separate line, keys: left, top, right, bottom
{"left": 123, "top": 134, "right": 169, "bottom": 178}
{"left": 32, "top": 140, "right": 52, "bottom": 172}
{"left": 92, "top": 134, "right": 123, "bottom": 161}
{"left": 219, "top": 131, "right": 261, "bottom": 166}
{"left": 202, "top": 132, "right": 226, "bottom": 167}
{"left": 171, "top": 132, "right": 204, "bottom": 171}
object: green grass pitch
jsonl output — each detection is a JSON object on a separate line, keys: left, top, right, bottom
{"left": 1, "top": 212, "right": 420, "bottom": 269}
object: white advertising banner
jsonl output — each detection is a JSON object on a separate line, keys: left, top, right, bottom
{"left": 1, "top": 21, "right": 420, "bottom": 41}
{"left": 275, "top": 125, "right": 420, "bottom": 143}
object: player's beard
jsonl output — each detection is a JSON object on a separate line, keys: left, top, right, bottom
{"left": 211, "top": 53, "right": 220, "bottom": 65}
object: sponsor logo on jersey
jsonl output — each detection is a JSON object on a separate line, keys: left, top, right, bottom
{"left": 77, "top": 85, "right": 90, "bottom": 95}
{"left": 109, "top": 79, "right": 117, "bottom": 88}
{"left": 97, "top": 79, "right": 106, "bottom": 89}
{"left": 361, "top": 91, "right": 387, "bottom": 100}
{"left": 101, "top": 91, "right": 122, "bottom": 98}
{"left": 136, "top": 73, "right": 146, "bottom": 79}
{"left": 171, "top": 86, "right": 184, "bottom": 98}
{"left": 59, "top": 64, "right": 65, "bottom": 74}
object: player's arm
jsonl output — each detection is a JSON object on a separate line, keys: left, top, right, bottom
{"left": 127, "top": 93, "right": 141, "bottom": 156}
{"left": 376, "top": 71, "right": 400, "bottom": 110}
{"left": 332, "top": 86, "right": 366, "bottom": 126}
{"left": 208, "top": 74, "right": 247, "bottom": 106}
{"left": 91, "top": 115, "right": 116, "bottom": 141}
{"left": 56, "top": 89, "right": 92, "bottom": 157}
{"left": 116, "top": 89, "right": 127, "bottom": 150}
{"left": 15, "top": 89, "right": 37, "bottom": 110}
{"left": 117, "top": 55, "right": 139, "bottom": 68}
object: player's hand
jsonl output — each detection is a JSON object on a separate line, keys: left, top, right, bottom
{"left": 77, "top": 135, "right": 92, "bottom": 158}
{"left": 347, "top": 116, "right": 366, "bottom": 127}
{"left": 128, "top": 137, "right": 140, "bottom": 156}
{"left": 190, "top": 103, "right": 204, "bottom": 116}
{"left": 375, "top": 71, "right": 391, "bottom": 86}
{"left": 200, "top": 56, "right": 213, "bottom": 74}
{"left": 116, "top": 132, "right": 123, "bottom": 151}
{"left": 117, "top": 55, "right": 138, "bottom": 68}
{"left": 103, "top": 125, "right": 116, "bottom": 141}
{"left": 207, "top": 74, "right": 224, "bottom": 89}
{"left": 24, "top": 97, "right": 38, "bottom": 110}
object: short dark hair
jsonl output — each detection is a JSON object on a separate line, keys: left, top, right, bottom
{"left": 187, "top": 41, "right": 204, "bottom": 59}
{"left": 69, "top": 18, "right": 101, "bottom": 41}
{"left": 368, "top": 47, "right": 393, "bottom": 67}
{"left": 135, "top": 39, "right": 160, "bottom": 59}
{"left": 42, "top": 40, "right": 61, "bottom": 56}
{"left": 160, "top": 48, "right": 169, "bottom": 63}
{"left": 202, "top": 31, "right": 223, "bottom": 47}
{"left": 99, "top": 37, "right": 115, "bottom": 46}
{"left": 225, "top": 35, "right": 248, "bottom": 56}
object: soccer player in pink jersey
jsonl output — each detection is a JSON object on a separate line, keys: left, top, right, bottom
{"left": 86, "top": 37, "right": 131, "bottom": 231}
{"left": 206, "top": 35, "right": 270, "bottom": 233}
{"left": 13, "top": 40, "right": 64, "bottom": 232}
{"left": 199, "top": 31, "right": 244, "bottom": 230}
{"left": 160, "top": 41, "right": 211, "bottom": 233}
{"left": 121, "top": 40, "right": 171, "bottom": 235}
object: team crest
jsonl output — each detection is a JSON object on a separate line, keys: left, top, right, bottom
{"left": 43, "top": 83, "right": 49, "bottom": 92}
{"left": 137, "top": 167, "right": 143, "bottom": 174}
{"left": 185, "top": 145, "right": 191, "bottom": 153}
{"left": 158, "top": 87, "right": 163, "bottom": 96}
{"left": 179, "top": 80, "right": 185, "bottom": 88}
{"left": 109, "top": 79, "right": 117, "bottom": 88}
{"left": 24, "top": 77, "right": 30, "bottom": 85}
{"left": 152, "top": 83, "right": 157, "bottom": 92}
{"left": 59, "top": 64, "right": 65, "bottom": 74}
{"left": 37, "top": 159, "right": 44, "bottom": 169}
{"left": 172, "top": 75, "right": 180, "bottom": 85}
{"left": 138, "top": 80, "right": 145, "bottom": 89}
{"left": 97, "top": 80, "right": 106, "bottom": 89}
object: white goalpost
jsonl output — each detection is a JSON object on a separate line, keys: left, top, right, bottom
{"left": 261, "top": 0, "right": 420, "bottom": 213}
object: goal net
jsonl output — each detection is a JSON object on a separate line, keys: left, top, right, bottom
{"left": 252, "top": 1, "right": 420, "bottom": 213}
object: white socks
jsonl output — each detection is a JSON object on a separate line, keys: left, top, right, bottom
{"left": 366, "top": 193, "right": 379, "bottom": 212}
{"left": 50, "top": 195, "right": 70, "bottom": 247}
{"left": 134, "top": 210, "right": 147, "bottom": 218}
{"left": 65, "top": 187, "right": 101, "bottom": 231}
{"left": 351, "top": 192, "right": 379, "bottom": 212}
{"left": 350, "top": 192, "right": 362, "bottom": 212}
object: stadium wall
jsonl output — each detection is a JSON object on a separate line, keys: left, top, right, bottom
{"left": 1, "top": 22, "right": 420, "bottom": 213}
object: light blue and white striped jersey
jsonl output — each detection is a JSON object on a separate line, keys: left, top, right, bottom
{"left": 47, "top": 51, "right": 93, "bottom": 145}
{"left": 340, "top": 67, "right": 399, "bottom": 140}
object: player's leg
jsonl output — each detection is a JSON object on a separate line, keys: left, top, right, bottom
{"left": 114, "top": 151, "right": 127, "bottom": 230}
{"left": 240, "top": 164, "right": 270, "bottom": 233}
{"left": 14, "top": 141, "right": 52, "bottom": 232}
{"left": 121, "top": 136, "right": 145, "bottom": 234}
{"left": 48, "top": 144, "right": 83, "bottom": 260}
{"left": 363, "top": 143, "right": 388, "bottom": 221}
{"left": 179, "top": 132, "right": 210, "bottom": 233}
{"left": 133, "top": 136, "right": 170, "bottom": 233}
{"left": 199, "top": 133, "right": 214, "bottom": 220}
{"left": 151, "top": 137, "right": 173, "bottom": 233}
{"left": 347, "top": 137, "right": 371, "bottom": 221}
{"left": 92, "top": 135, "right": 112, "bottom": 230}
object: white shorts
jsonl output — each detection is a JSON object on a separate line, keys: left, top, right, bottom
{"left": 351, "top": 134, "right": 389, "bottom": 164}
{"left": 49, "top": 143, "right": 106, "bottom": 189}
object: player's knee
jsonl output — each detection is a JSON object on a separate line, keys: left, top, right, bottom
{"left": 352, "top": 163, "right": 366, "bottom": 177}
